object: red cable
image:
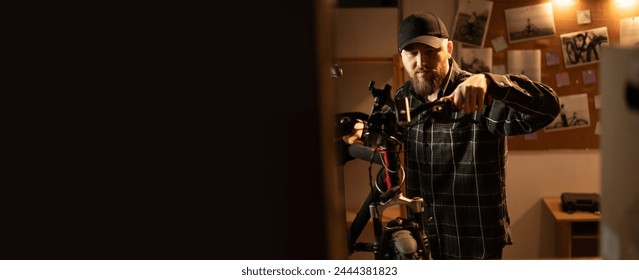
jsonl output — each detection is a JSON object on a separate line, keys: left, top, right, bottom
{"left": 380, "top": 150, "right": 391, "bottom": 190}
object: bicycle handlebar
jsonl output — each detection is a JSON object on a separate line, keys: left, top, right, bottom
{"left": 379, "top": 185, "right": 401, "bottom": 202}
{"left": 348, "top": 144, "right": 382, "bottom": 165}
{"left": 346, "top": 99, "right": 455, "bottom": 165}
{"left": 409, "top": 99, "right": 454, "bottom": 121}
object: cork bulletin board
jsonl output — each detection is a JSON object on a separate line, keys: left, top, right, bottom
{"left": 478, "top": 0, "right": 639, "bottom": 150}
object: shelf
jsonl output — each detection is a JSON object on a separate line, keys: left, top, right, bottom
{"left": 542, "top": 197, "right": 601, "bottom": 259}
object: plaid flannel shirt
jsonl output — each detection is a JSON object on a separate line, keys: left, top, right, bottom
{"left": 395, "top": 59, "right": 559, "bottom": 259}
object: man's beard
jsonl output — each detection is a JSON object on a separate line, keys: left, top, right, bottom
{"left": 411, "top": 64, "right": 446, "bottom": 98}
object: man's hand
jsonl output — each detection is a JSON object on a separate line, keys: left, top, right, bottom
{"left": 342, "top": 120, "right": 365, "bottom": 145}
{"left": 442, "top": 74, "right": 491, "bottom": 114}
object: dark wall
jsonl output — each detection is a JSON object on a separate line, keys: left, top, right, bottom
{"left": 2, "top": 1, "right": 330, "bottom": 260}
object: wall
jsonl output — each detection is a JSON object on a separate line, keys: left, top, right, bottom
{"left": 333, "top": 0, "right": 631, "bottom": 259}
{"left": 504, "top": 149, "right": 600, "bottom": 259}
{"left": 1, "top": 0, "right": 344, "bottom": 260}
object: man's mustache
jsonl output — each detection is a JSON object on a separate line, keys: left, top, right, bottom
{"left": 416, "top": 68, "right": 435, "bottom": 73}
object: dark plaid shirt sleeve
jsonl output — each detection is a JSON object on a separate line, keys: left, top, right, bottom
{"left": 397, "top": 62, "right": 559, "bottom": 260}
{"left": 483, "top": 73, "right": 561, "bottom": 135}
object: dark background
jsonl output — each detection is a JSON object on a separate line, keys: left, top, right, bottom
{"left": 2, "top": 1, "right": 332, "bottom": 260}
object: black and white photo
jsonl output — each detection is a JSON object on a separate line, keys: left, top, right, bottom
{"left": 451, "top": 0, "right": 493, "bottom": 47}
{"left": 545, "top": 93, "right": 591, "bottom": 132}
{"left": 560, "top": 26, "right": 609, "bottom": 68}
{"left": 505, "top": 2, "right": 556, "bottom": 43}
{"left": 459, "top": 47, "right": 492, "bottom": 73}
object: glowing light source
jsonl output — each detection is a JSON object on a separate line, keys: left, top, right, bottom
{"left": 615, "top": 0, "right": 638, "bottom": 8}
{"left": 553, "top": 0, "right": 576, "bottom": 7}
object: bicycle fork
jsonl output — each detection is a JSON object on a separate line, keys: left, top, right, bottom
{"left": 371, "top": 186, "right": 430, "bottom": 259}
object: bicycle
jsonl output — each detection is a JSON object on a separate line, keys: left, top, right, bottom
{"left": 553, "top": 104, "right": 589, "bottom": 128}
{"left": 563, "top": 32, "right": 607, "bottom": 64}
{"left": 456, "top": 12, "right": 486, "bottom": 44}
{"left": 336, "top": 81, "right": 456, "bottom": 260}
{"left": 520, "top": 18, "right": 539, "bottom": 38}
{"left": 459, "top": 22, "right": 484, "bottom": 42}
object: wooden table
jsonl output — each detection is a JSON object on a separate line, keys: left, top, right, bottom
{"left": 542, "top": 197, "right": 601, "bottom": 258}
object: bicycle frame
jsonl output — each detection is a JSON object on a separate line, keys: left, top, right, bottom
{"left": 346, "top": 142, "right": 429, "bottom": 260}
{"left": 339, "top": 81, "right": 453, "bottom": 260}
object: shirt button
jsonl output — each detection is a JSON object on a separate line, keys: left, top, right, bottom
{"left": 499, "top": 81, "right": 505, "bottom": 86}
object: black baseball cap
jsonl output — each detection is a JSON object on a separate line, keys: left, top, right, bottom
{"left": 398, "top": 12, "right": 449, "bottom": 51}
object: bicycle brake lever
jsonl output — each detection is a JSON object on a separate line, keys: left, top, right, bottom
{"left": 379, "top": 186, "right": 401, "bottom": 202}
{"left": 432, "top": 99, "right": 457, "bottom": 113}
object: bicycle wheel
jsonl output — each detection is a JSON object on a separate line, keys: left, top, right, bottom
{"left": 389, "top": 230, "right": 421, "bottom": 260}
{"left": 574, "top": 119, "right": 589, "bottom": 126}
{"left": 531, "top": 25, "right": 539, "bottom": 35}
{"left": 460, "top": 25, "right": 469, "bottom": 37}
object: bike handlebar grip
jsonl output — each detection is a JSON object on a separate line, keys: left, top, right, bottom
{"left": 348, "top": 144, "right": 382, "bottom": 165}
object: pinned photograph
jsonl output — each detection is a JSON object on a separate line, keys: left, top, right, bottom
{"left": 555, "top": 72, "right": 570, "bottom": 87}
{"left": 620, "top": 17, "right": 639, "bottom": 47}
{"left": 505, "top": 2, "right": 556, "bottom": 43}
{"left": 545, "top": 51, "right": 560, "bottom": 66}
{"left": 560, "top": 27, "right": 609, "bottom": 68}
{"left": 508, "top": 49, "right": 541, "bottom": 82}
{"left": 451, "top": 0, "right": 493, "bottom": 47}
{"left": 582, "top": 69, "right": 597, "bottom": 85}
{"left": 577, "top": 9, "right": 591, "bottom": 25}
{"left": 491, "top": 36, "right": 508, "bottom": 52}
{"left": 545, "top": 93, "right": 591, "bottom": 132}
{"left": 459, "top": 47, "right": 492, "bottom": 73}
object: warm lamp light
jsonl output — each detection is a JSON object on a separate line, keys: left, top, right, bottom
{"left": 615, "top": 0, "right": 638, "bottom": 8}
{"left": 553, "top": 0, "right": 576, "bottom": 7}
